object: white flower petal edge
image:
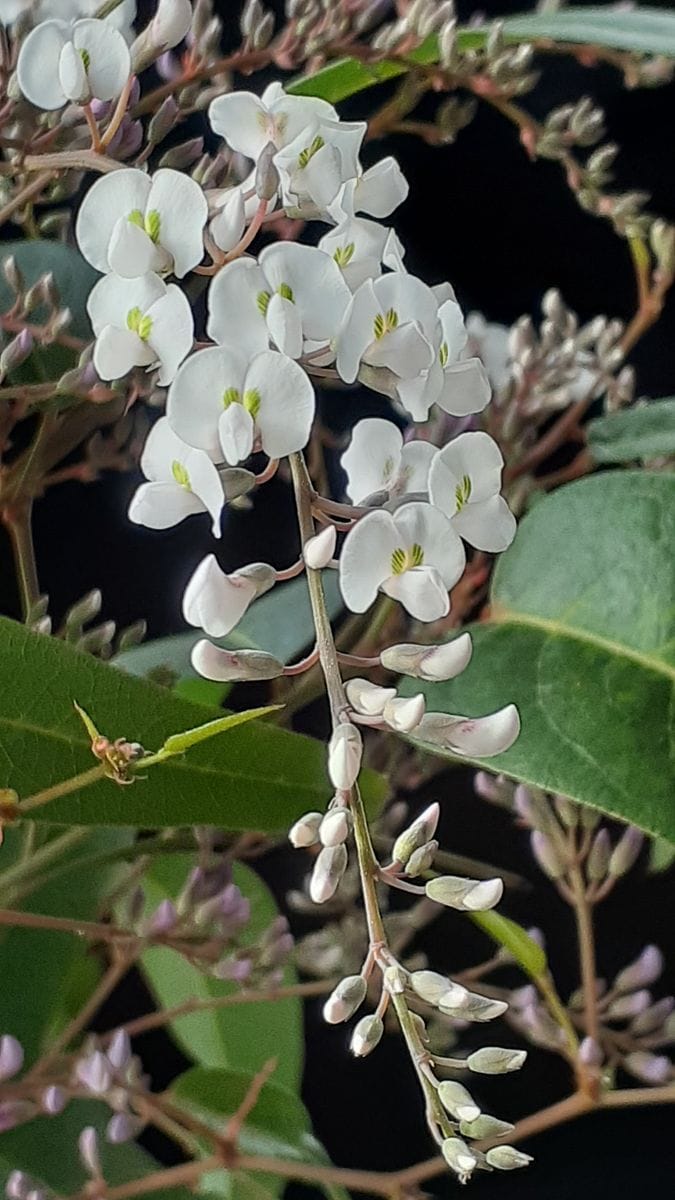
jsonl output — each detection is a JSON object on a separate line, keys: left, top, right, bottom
{"left": 128, "top": 418, "right": 224, "bottom": 537}
{"left": 182, "top": 554, "right": 275, "bottom": 638}
{"left": 17, "top": 18, "right": 130, "bottom": 110}
{"left": 416, "top": 705, "right": 521, "bottom": 758}
{"left": 428, "top": 431, "right": 516, "bottom": 552}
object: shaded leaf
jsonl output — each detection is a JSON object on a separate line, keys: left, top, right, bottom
{"left": 469, "top": 911, "right": 547, "bottom": 980}
{"left": 587, "top": 399, "right": 675, "bottom": 464}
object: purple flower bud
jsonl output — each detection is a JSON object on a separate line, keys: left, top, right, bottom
{"left": 156, "top": 50, "right": 182, "bottom": 80}
{"left": 113, "top": 118, "right": 144, "bottom": 160}
{"left": 89, "top": 98, "right": 111, "bottom": 119}
{"left": 0, "top": 330, "right": 33, "bottom": 377}
{"left": 106, "top": 1111, "right": 138, "bottom": 1143}
{"left": 148, "top": 898, "right": 178, "bottom": 935}
{"left": 587, "top": 828, "right": 611, "bottom": 882}
{"left": 75, "top": 1050, "right": 111, "bottom": 1095}
{"left": 6, "top": 1171, "right": 31, "bottom": 1199}
{"left": 41, "top": 1085, "right": 67, "bottom": 1115}
{"left": 212, "top": 955, "right": 254, "bottom": 981}
{"left": 530, "top": 831, "right": 566, "bottom": 879}
{"left": 0, "top": 1101, "right": 34, "bottom": 1132}
{"left": 0, "top": 1034, "right": 24, "bottom": 1082}
{"left": 624, "top": 1050, "right": 672, "bottom": 1085}
{"left": 614, "top": 945, "right": 663, "bottom": 993}
{"left": 129, "top": 77, "right": 141, "bottom": 106}
{"left": 607, "top": 989, "right": 652, "bottom": 1021}
{"left": 78, "top": 1126, "right": 101, "bottom": 1176}
{"left": 579, "top": 1036, "right": 603, "bottom": 1066}
{"left": 630, "top": 996, "right": 674, "bottom": 1036}
{"left": 107, "top": 1029, "right": 131, "bottom": 1072}
{"left": 184, "top": 861, "right": 232, "bottom": 906}
{"left": 609, "top": 826, "right": 643, "bottom": 877}
{"left": 527, "top": 927, "right": 546, "bottom": 949}
{"left": 474, "top": 771, "right": 503, "bottom": 802}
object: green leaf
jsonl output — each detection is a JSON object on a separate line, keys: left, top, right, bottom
{"left": 171, "top": 1067, "right": 345, "bottom": 1200}
{"left": 158, "top": 706, "right": 281, "bottom": 757}
{"left": 115, "top": 572, "right": 345, "bottom": 682}
{"left": 469, "top": 911, "right": 547, "bottom": 980}
{"left": 286, "top": 7, "right": 675, "bottom": 104}
{"left": 405, "top": 472, "right": 675, "bottom": 842}
{"left": 587, "top": 399, "right": 675, "bottom": 464}
{"left": 138, "top": 857, "right": 303, "bottom": 1092}
{"left": 0, "top": 240, "right": 97, "bottom": 341}
{"left": 0, "top": 615, "right": 386, "bottom": 829}
{"left": 648, "top": 836, "right": 675, "bottom": 874}
{"left": 0, "top": 1101, "right": 190, "bottom": 1197}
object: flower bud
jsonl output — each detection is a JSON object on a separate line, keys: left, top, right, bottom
{"left": 220, "top": 467, "right": 257, "bottom": 502}
{"left": 132, "top": 0, "right": 193, "bottom": 70}
{"left": 630, "top": 996, "right": 674, "bottom": 1036}
{"left": 608, "top": 826, "right": 643, "bottom": 877}
{"left": 382, "top": 693, "right": 425, "bottom": 733}
{"left": 587, "top": 828, "right": 611, "bottom": 882}
{"left": 323, "top": 975, "right": 368, "bottom": 1024}
{"left": 78, "top": 1126, "right": 101, "bottom": 1176}
{"left": 466, "top": 1046, "right": 527, "bottom": 1074}
{"left": 309, "top": 844, "right": 348, "bottom": 904}
{"left": 607, "top": 990, "right": 652, "bottom": 1020}
{"left": 0, "top": 1036, "right": 23, "bottom": 1082}
{"left": 106, "top": 1112, "right": 138, "bottom": 1143}
{"left": 255, "top": 141, "right": 280, "bottom": 201}
{"left": 147, "top": 897, "right": 178, "bottom": 935}
{"left": 75, "top": 1050, "right": 111, "bottom": 1095}
{"left": 410, "top": 969, "right": 453, "bottom": 1006}
{"left": 650, "top": 219, "right": 675, "bottom": 276}
{"left": 0, "top": 329, "right": 33, "bottom": 378}
{"left": 460, "top": 1114, "right": 515, "bottom": 1139}
{"left": 288, "top": 811, "right": 323, "bottom": 848}
{"left": 345, "top": 678, "right": 396, "bottom": 716}
{"left": 440, "top": 990, "right": 508, "bottom": 1023}
{"left": 327, "top": 723, "right": 362, "bottom": 791}
{"left": 40, "top": 1085, "right": 67, "bottom": 1115}
{"left": 486, "top": 1146, "right": 533, "bottom": 1171}
{"left": 623, "top": 1050, "right": 671, "bottom": 1085}
{"left": 530, "top": 831, "right": 566, "bottom": 879}
{"left": 350, "top": 1014, "right": 383, "bottom": 1057}
{"left": 148, "top": 96, "right": 180, "bottom": 145}
{"left": 513, "top": 786, "right": 556, "bottom": 832}
{"left": 160, "top": 137, "right": 205, "bottom": 169}
{"left": 380, "top": 633, "right": 472, "bottom": 681}
{"left": 383, "top": 964, "right": 407, "bottom": 995}
{"left": 320, "top": 808, "right": 352, "bottom": 847}
{"left": 2, "top": 255, "right": 24, "bottom": 295}
{"left": 405, "top": 840, "right": 438, "bottom": 876}
{"left": 441, "top": 1137, "right": 478, "bottom": 1183}
{"left": 553, "top": 795, "right": 578, "bottom": 827}
{"left": 392, "top": 803, "right": 440, "bottom": 866}
{"left": 425, "top": 874, "right": 503, "bottom": 912}
{"left": 614, "top": 945, "right": 663, "bottom": 993}
{"left": 191, "top": 641, "right": 285, "bottom": 682}
{"left": 303, "top": 525, "right": 336, "bottom": 570}
{"left": 438, "top": 1080, "right": 480, "bottom": 1122}
{"left": 107, "top": 1029, "right": 131, "bottom": 1072}
{"left": 241, "top": 0, "right": 263, "bottom": 36}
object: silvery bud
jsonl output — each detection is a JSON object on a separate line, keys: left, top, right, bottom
{"left": 131, "top": 0, "right": 193, "bottom": 70}
{"left": 614, "top": 945, "right": 663, "bottom": 993}
{"left": 191, "top": 642, "right": 285, "bottom": 682}
{"left": 148, "top": 96, "right": 180, "bottom": 145}
{"left": 486, "top": 1146, "right": 533, "bottom": 1171}
{"left": 441, "top": 1137, "right": 478, "bottom": 1183}
{"left": 78, "top": 1126, "right": 101, "bottom": 1176}
{"left": 650, "top": 219, "right": 675, "bottom": 276}
{"left": 65, "top": 588, "right": 102, "bottom": 631}
{"left": 303, "top": 525, "right": 336, "bottom": 570}
{"left": 241, "top": 0, "right": 263, "bottom": 36}
{"left": 383, "top": 964, "right": 407, "bottom": 995}
{"left": 607, "top": 990, "right": 652, "bottom": 1020}
{"left": 514, "top": 786, "right": 556, "bottom": 832}
{"left": 438, "top": 1080, "right": 481, "bottom": 1122}
{"left": 0, "top": 1035, "right": 24, "bottom": 1082}
{"left": 392, "top": 803, "right": 440, "bottom": 866}
{"left": 631, "top": 996, "right": 674, "bottom": 1036}
{"left": 580, "top": 805, "right": 601, "bottom": 831}
{"left": 255, "top": 141, "right": 280, "bottom": 201}
{"left": 553, "top": 795, "right": 578, "bottom": 827}
{"left": 323, "top": 975, "right": 367, "bottom": 1024}
{"left": 426, "top": 874, "right": 503, "bottom": 912}
{"left": 466, "top": 1046, "right": 527, "bottom": 1074}
{"left": 309, "top": 844, "right": 348, "bottom": 904}
{"left": 410, "top": 969, "right": 453, "bottom": 1007}
{"left": 320, "top": 808, "right": 352, "bottom": 847}
{"left": 327, "top": 723, "right": 362, "bottom": 791}
{"left": 160, "top": 137, "right": 205, "bottom": 169}
{"left": 380, "top": 634, "right": 472, "bottom": 682}
{"left": 623, "top": 1050, "right": 671, "bottom": 1085}
{"left": 579, "top": 1037, "right": 603, "bottom": 1066}
{"left": 0, "top": 329, "right": 33, "bottom": 377}
{"left": 2, "top": 254, "right": 24, "bottom": 295}
{"left": 405, "top": 840, "right": 438, "bottom": 876}
{"left": 252, "top": 10, "right": 275, "bottom": 48}
{"left": 289, "top": 811, "right": 323, "bottom": 848}
{"left": 440, "top": 990, "right": 508, "bottom": 1023}
{"left": 382, "top": 693, "right": 425, "bottom": 733}
{"left": 41, "top": 1085, "right": 67, "bottom": 1115}
{"left": 587, "top": 828, "right": 611, "bottom": 881}
{"left": 460, "top": 1114, "right": 515, "bottom": 1139}
{"left": 350, "top": 1014, "right": 384, "bottom": 1057}
{"left": 530, "top": 831, "right": 566, "bottom": 879}
{"left": 345, "top": 677, "right": 396, "bottom": 716}
{"left": 608, "top": 826, "right": 643, "bottom": 877}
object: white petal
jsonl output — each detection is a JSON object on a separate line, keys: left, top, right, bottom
{"left": 339, "top": 509, "right": 399, "bottom": 613}
{"left": 396, "top": 367, "right": 441, "bottom": 422}
{"left": 420, "top": 633, "right": 473, "bottom": 682}
{"left": 59, "top": 41, "right": 89, "bottom": 103}
{"left": 146, "top": 284, "right": 194, "bottom": 385}
{"left": 382, "top": 228, "right": 406, "bottom": 273}
{"left": 248, "top": 350, "right": 315, "bottom": 458}
{"left": 424, "top": 705, "right": 521, "bottom": 758}
{"left": 128, "top": 481, "right": 205, "bottom": 530}
{"left": 451, "top": 494, "right": 517, "bottom": 553}
{"left": 76, "top": 169, "right": 152, "bottom": 274}
{"left": 73, "top": 19, "right": 130, "bottom": 101}
{"left": 382, "top": 566, "right": 450, "bottom": 622}
{"left": 265, "top": 292, "right": 303, "bottom": 358}
{"left": 430, "top": 431, "right": 505, "bottom": 511}
{"left": 304, "top": 524, "right": 336, "bottom": 570}
{"left": 207, "top": 258, "right": 270, "bottom": 355}
{"left": 107, "top": 216, "right": 157, "bottom": 278}
{"left": 393, "top": 501, "right": 466, "bottom": 589}
{"left": 93, "top": 325, "right": 145, "bottom": 380}
{"left": 373, "top": 273, "right": 439, "bottom": 341}
{"left": 438, "top": 300, "right": 468, "bottom": 363}
{"left": 219, "top": 403, "right": 254, "bottom": 465}
{"left": 365, "top": 321, "right": 434, "bottom": 380}
{"left": 182, "top": 446, "right": 225, "bottom": 537}
{"left": 319, "top": 216, "right": 388, "bottom": 276}
{"left": 299, "top": 141, "right": 344, "bottom": 209}
{"left": 345, "top": 678, "right": 396, "bottom": 716}
{"left": 183, "top": 554, "right": 257, "bottom": 637}
{"left": 17, "top": 21, "right": 68, "bottom": 109}
{"left": 146, "top": 169, "right": 208, "bottom": 278}
{"left": 436, "top": 358, "right": 491, "bottom": 417}
{"left": 266, "top": 84, "right": 339, "bottom": 144}
{"left": 137, "top": 418, "right": 223, "bottom": 534}
{"left": 383, "top": 693, "right": 426, "bottom": 732}
{"left": 342, "top": 418, "right": 402, "bottom": 504}
{"left": 398, "top": 440, "right": 435, "bottom": 495}
{"left": 259, "top": 243, "right": 351, "bottom": 345}
{"left": 210, "top": 189, "right": 246, "bottom": 253}
{"left": 208, "top": 91, "right": 270, "bottom": 159}
{"left": 352, "top": 157, "right": 409, "bottom": 218}
{"left": 335, "top": 279, "right": 380, "bottom": 384}
{"left": 167, "top": 345, "right": 248, "bottom": 459}
{"left": 86, "top": 271, "right": 165, "bottom": 334}
{"left": 140, "top": 416, "right": 192, "bottom": 483}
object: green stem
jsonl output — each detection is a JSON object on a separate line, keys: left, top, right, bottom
{"left": 2, "top": 498, "right": 39, "bottom": 620}
{"left": 0, "top": 826, "right": 90, "bottom": 902}
{"left": 19, "top": 763, "right": 107, "bottom": 814}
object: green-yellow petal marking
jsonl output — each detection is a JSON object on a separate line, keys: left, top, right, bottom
{"left": 374, "top": 308, "right": 399, "bottom": 340}
{"left": 455, "top": 474, "right": 472, "bottom": 510}
{"left": 278, "top": 282, "right": 294, "bottom": 302}
{"left": 257, "top": 290, "right": 271, "bottom": 316}
{"left": 439, "top": 341, "right": 449, "bottom": 368}
{"left": 171, "top": 460, "right": 190, "bottom": 489}
{"left": 222, "top": 387, "right": 241, "bottom": 408}
{"left": 391, "top": 543, "right": 424, "bottom": 574}
{"left": 297, "top": 135, "right": 325, "bottom": 169}
{"left": 126, "top": 209, "right": 160, "bottom": 243}
{"left": 126, "top": 307, "right": 153, "bottom": 340}
{"left": 79, "top": 47, "right": 90, "bottom": 70}
{"left": 333, "top": 242, "right": 355, "bottom": 267}
{"left": 244, "top": 388, "right": 261, "bottom": 418}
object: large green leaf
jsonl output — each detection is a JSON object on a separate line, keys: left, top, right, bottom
{"left": 0, "top": 240, "right": 96, "bottom": 341}
{"left": 171, "top": 1067, "right": 344, "bottom": 1200}
{"left": 115, "top": 572, "right": 344, "bottom": 681}
{"left": 287, "top": 7, "right": 675, "bottom": 104}
{"left": 587, "top": 399, "right": 675, "bottom": 464}
{"left": 406, "top": 472, "right": 675, "bottom": 842}
{"left": 139, "top": 857, "right": 303, "bottom": 1092}
{"left": 0, "top": 615, "right": 386, "bottom": 829}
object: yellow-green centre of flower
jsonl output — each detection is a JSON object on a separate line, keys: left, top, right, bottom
{"left": 126, "top": 307, "right": 152, "bottom": 340}
{"left": 455, "top": 474, "right": 472, "bottom": 510}
{"left": 257, "top": 290, "right": 271, "bottom": 316}
{"left": 333, "top": 242, "right": 355, "bottom": 268}
{"left": 79, "top": 48, "right": 91, "bottom": 70}
{"left": 298, "top": 135, "right": 325, "bottom": 169}
{"left": 278, "top": 282, "right": 294, "bottom": 302}
{"left": 374, "top": 309, "right": 399, "bottom": 340}
{"left": 222, "top": 387, "right": 261, "bottom": 418}
{"left": 439, "top": 340, "right": 449, "bottom": 367}
{"left": 171, "top": 460, "right": 190, "bottom": 489}
{"left": 128, "top": 208, "right": 161, "bottom": 244}
{"left": 391, "top": 543, "right": 424, "bottom": 575}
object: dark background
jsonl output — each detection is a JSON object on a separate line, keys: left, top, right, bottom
{"left": 2, "top": 0, "right": 675, "bottom": 1194}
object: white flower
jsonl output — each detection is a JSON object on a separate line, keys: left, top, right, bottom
{"left": 466, "top": 312, "right": 512, "bottom": 391}
{"left": 182, "top": 554, "right": 275, "bottom": 637}
{"left": 207, "top": 242, "right": 351, "bottom": 359}
{"left": 76, "top": 168, "right": 208, "bottom": 279}
{"left": 428, "top": 431, "right": 516, "bottom": 552}
{"left": 327, "top": 722, "right": 363, "bottom": 791}
{"left": 274, "top": 117, "right": 367, "bottom": 213}
{"left": 341, "top": 418, "right": 435, "bottom": 504}
{"left": 4, "top": 0, "right": 137, "bottom": 37}
{"left": 397, "top": 299, "right": 491, "bottom": 422}
{"left": 17, "top": 17, "right": 130, "bottom": 109}
{"left": 415, "top": 704, "right": 521, "bottom": 758}
{"left": 166, "top": 345, "right": 315, "bottom": 466}
{"left": 330, "top": 157, "right": 409, "bottom": 222}
{"left": 209, "top": 80, "right": 338, "bottom": 162}
{"left": 128, "top": 418, "right": 224, "bottom": 537}
{"left": 319, "top": 217, "right": 405, "bottom": 291}
{"left": 339, "top": 502, "right": 465, "bottom": 621}
{"left": 303, "top": 525, "right": 336, "bottom": 569}
{"left": 336, "top": 273, "right": 438, "bottom": 387}
{"left": 209, "top": 187, "right": 246, "bottom": 254}
{"left": 87, "top": 272, "right": 193, "bottom": 386}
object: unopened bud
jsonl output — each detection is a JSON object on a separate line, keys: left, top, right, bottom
{"left": 0, "top": 1035, "right": 23, "bottom": 1082}
{"left": 426, "top": 874, "right": 503, "bottom": 912}
{"left": 486, "top": 1146, "right": 533, "bottom": 1171}
{"left": 380, "top": 633, "right": 472, "bottom": 681}
{"left": 553, "top": 795, "right": 578, "bottom": 827}
{"left": 466, "top": 1046, "right": 527, "bottom": 1074}
{"left": 587, "top": 828, "right": 611, "bottom": 881}
{"left": 440, "top": 989, "right": 508, "bottom": 1022}
{"left": 323, "top": 975, "right": 367, "bottom": 1024}
{"left": 253, "top": 10, "right": 275, "bottom": 48}
{"left": 579, "top": 1036, "right": 603, "bottom": 1066}
{"left": 410, "top": 969, "right": 453, "bottom": 1007}
{"left": 607, "top": 989, "right": 651, "bottom": 1020}
{"left": 438, "top": 1080, "right": 480, "bottom": 1123}
{"left": 288, "top": 811, "right": 323, "bottom": 848}
{"left": 41, "top": 1085, "right": 67, "bottom": 1115}
{"left": 241, "top": 0, "right": 263, "bottom": 36}
{"left": 383, "top": 963, "right": 407, "bottom": 995}
{"left": 345, "top": 677, "right": 396, "bottom": 715}
{"left": 650, "top": 218, "right": 675, "bottom": 275}
{"left": 309, "top": 844, "right": 348, "bottom": 904}
{"left": 0, "top": 329, "right": 33, "bottom": 377}
{"left": 392, "top": 802, "right": 440, "bottom": 866}
{"left": 623, "top": 1050, "right": 671, "bottom": 1084}
{"left": 255, "top": 141, "right": 280, "bottom": 202}
{"left": 614, "top": 945, "right": 663, "bottom": 993}
{"left": 303, "top": 524, "right": 336, "bottom": 570}
{"left": 2, "top": 254, "right": 24, "bottom": 294}
{"left": 131, "top": 0, "right": 193, "bottom": 70}
{"left": 320, "top": 807, "right": 352, "bottom": 847}
{"left": 442, "top": 1137, "right": 478, "bottom": 1182}
{"left": 631, "top": 996, "right": 674, "bottom": 1035}
{"left": 382, "top": 693, "right": 425, "bottom": 733}
{"left": 78, "top": 1126, "right": 101, "bottom": 1176}
{"left": 608, "top": 826, "right": 643, "bottom": 877}
{"left": 65, "top": 588, "right": 102, "bottom": 631}
{"left": 460, "top": 1114, "right": 515, "bottom": 1139}
{"left": 160, "top": 137, "right": 205, "bottom": 169}
{"left": 405, "top": 840, "right": 438, "bottom": 876}
{"left": 513, "top": 785, "right": 556, "bottom": 832}
{"left": 148, "top": 96, "right": 180, "bottom": 145}
{"left": 191, "top": 641, "right": 284, "bottom": 682}
{"left": 530, "top": 830, "right": 566, "bottom": 879}
{"left": 350, "top": 1014, "right": 383, "bottom": 1057}
{"left": 327, "top": 723, "right": 362, "bottom": 791}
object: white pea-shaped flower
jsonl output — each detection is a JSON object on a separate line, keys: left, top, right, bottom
{"left": 182, "top": 555, "right": 276, "bottom": 638}
{"left": 17, "top": 18, "right": 130, "bottom": 110}
{"left": 398, "top": 299, "right": 491, "bottom": 423}
{"left": 428, "top": 431, "right": 516, "bottom": 552}
{"left": 319, "top": 217, "right": 405, "bottom": 292}
{"left": 339, "top": 502, "right": 466, "bottom": 622}
{"left": 209, "top": 81, "right": 338, "bottom": 162}
{"left": 414, "top": 704, "right": 521, "bottom": 758}
{"left": 341, "top": 418, "right": 435, "bottom": 505}
{"left": 87, "top": 272, "right": 194, "bottom": 386}
{"left": 76, "top": 168, "right": 208, "bottom": 280}
{"left": 128, "top": 418, "right": 224, "bottom": 537}
{"left": 330, "top": 157, "right": 409, "bottom": 223}
{"left": 336, "top": 273, "right": 439, "bottom": 387}
{"left": 272, "top": 116, "right": 367, "bottom": 213}
{"left": 166, "top": 345, "right": 315, "bottom": 467}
